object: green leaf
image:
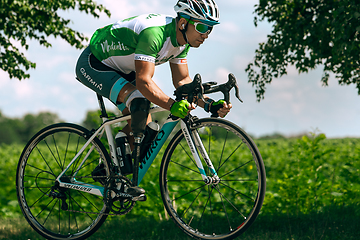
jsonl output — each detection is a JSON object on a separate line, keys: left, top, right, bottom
{"left": 247, "top": 0, "right": 360, "bottom": 101}
{"left": 0, "top": 0, "right": 111, "bottom": 80}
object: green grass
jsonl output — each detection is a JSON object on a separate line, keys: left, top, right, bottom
{"left": 1, "top": 206, "right": 359, "bottom": 239}
{"left": 2, "top": 133, "right": 360, "bottom": 239}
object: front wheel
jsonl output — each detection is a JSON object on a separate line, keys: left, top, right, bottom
{"left": 159, "top": 118, "right": 266, "bottom": 240}
{"left": 16, "top": 123, "right": 111, "bottom": 240}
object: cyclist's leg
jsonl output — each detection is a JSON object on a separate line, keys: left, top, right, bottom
{"left": 76, "top": 47, "right": 132, "bottom": 106}
{"left": 121, "top": 107, "right": 152, "bottom": 150}
{"left": 75, "top": 46, "right": 151, "bottom": 143}
{"left": 76, "top": 47, "right": 149, "bottom": 195}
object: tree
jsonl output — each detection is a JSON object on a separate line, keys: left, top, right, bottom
{"left": 246, "top": 0, "right": 360, "bottom": 101}
{"left": 0, "top": 0, "right": 110, "bottom": 80}
{"left": 0, "top": 111, "right": 21, "bottom": 144}
{"left": 0, "top": 111, "right": 61, "bottom": 144}
{"left": 19, "top": 112, "right": 62, "bottom": 142}
{"left": 81, "top": 110, "right": 121, "bottom": 131}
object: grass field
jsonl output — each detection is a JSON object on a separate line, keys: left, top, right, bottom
{"left": 1, "top": 205, "right": 359, "bottom": 239}
{"left": 1, "top": 132, "right": 359, "bottom": 239}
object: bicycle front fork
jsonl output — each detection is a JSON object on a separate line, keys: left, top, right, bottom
{"left": 180, "top": 117, "right": 220, "bottom": 185}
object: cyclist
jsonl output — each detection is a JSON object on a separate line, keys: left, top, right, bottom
{"left": 75, "top": 0, "right": 232, "bottom": 198}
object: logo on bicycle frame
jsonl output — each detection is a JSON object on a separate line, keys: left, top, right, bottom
{"left": 63, "top": 183, "right": 92, "bottom": 192}
{"left": 139, "top": 130, "right": 165, "bottom": 169}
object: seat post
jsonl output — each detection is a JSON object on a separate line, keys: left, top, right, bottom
{"left": 96, "top": 94, "right": 108, "bottom": 118}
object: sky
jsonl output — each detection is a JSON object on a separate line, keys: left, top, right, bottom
{"left": 1, "top": 0, "right": 360, "bottom": 138}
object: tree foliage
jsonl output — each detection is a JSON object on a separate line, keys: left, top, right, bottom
{"left": 0, "top": 0, "right": 110, "bottom": 80}
{"left": 246, "top": 0, "right": 360, "bottom": 101}
{"left": 81, "top": 109, "right": 121, "bottom": 131}
{"left": 0, "top": 111, "right": 61, "bottom": 144}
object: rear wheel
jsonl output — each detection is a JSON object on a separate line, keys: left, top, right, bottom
{"left": 159, "top": 118, "right": 266, "bottom": 239}
{"left": 16, "top": 123, "right": 111, "bottom": 240}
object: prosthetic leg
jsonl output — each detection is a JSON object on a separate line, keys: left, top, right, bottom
{"left": 125, "top": 97, "right": 150, "bottom": 200}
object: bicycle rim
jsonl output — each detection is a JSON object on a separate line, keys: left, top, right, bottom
{"left": 16, "top": 123, "right": 111, "bottom": 240}
{"left": 160, "top": 118, "right": 266, "bottom": 240}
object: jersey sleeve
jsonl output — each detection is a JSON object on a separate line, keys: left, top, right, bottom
{"left": 134, "top": 27, "right": 164, "bottom": 63}
{"left": 169, "top": 45, "right": 190, "bottom": 64}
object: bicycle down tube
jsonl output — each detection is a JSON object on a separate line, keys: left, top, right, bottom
{"left": 137, "top": 115, "right": 213, "bottom": 185}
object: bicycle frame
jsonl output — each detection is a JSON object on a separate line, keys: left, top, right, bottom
{"left": 55, "top": 97, "right": 218, "bottom": 197}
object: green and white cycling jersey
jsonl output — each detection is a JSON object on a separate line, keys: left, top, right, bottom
{"left": 89, "top": 13, "right": 190, "bottom": 74}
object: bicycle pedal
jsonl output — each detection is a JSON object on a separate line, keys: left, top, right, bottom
{"left": 132, "top": 194, "right": 147, "bottom": 202}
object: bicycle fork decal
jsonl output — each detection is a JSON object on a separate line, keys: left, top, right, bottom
{"left": 192, "top": 129, "right": 218, "bottom": 176}
{"left": 180, "top": 121, "right": 210, "bottom": 182}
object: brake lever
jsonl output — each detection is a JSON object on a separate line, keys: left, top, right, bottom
{"left": 174, "top": 73, "right": 204, "bottom": 103}
{"left": 203, "top": 73, "right": 243, "bottom": 104}
{"left": 228, "top": 73, "right": 243, "bottom": 103}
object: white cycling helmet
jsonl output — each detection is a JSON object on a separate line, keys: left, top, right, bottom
{"left": 174, "top": 0, "right": 220, "bottom": 26}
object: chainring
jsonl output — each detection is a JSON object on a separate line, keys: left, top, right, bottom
{"left": 104, "top": 175, "right": 135, "bottom": 215}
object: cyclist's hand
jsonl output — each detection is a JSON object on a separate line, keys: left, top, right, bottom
{"left": 205, "top": 99, "right": 232, "bottom": 118}
{"left": 170, "top": 100, "right": 195, "bottom": 118}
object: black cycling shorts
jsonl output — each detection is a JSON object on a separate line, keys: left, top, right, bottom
{"left": 75, "top": 47, "right": 136, "bottom": 111}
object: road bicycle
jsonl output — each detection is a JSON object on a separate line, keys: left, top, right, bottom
{"left": 16, "top": 73, "right": 266, "bottom": 240}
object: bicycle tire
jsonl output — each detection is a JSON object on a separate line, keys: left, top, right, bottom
{"left": 16, "top": 123, "right": 111, "bottom": 240}
{"left": 159, "top": 118, "right": 266, "bottom": 240}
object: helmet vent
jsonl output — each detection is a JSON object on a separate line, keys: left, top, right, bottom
{"left": 193, "top": 2, "right": 203, "bottom": 16}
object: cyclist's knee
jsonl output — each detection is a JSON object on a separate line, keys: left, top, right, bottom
{"left": 117, "top": 83, "right": 137, "bottom": 103}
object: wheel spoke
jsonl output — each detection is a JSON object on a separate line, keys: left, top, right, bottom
{"left": 170, "top": 159, "right": 200, "bottom": 174}
{"left": 196, "top": 185, "right": 214, "bottom": 230}
{"left": 52, "top": 134, "right": 63, "bottom": 171}
{"left": 43, "top": 139, "right": 63, "bottom": 171}
{"left": 28, "top": 188, "right": 51, "bottom": 208}
{"left": 180, "top": 186, "right": 204, "bottom": 220}
{"left": 35, "top": 146, "right": 57, "bottom": 177}
{"left": 67, "top": 193, "right": 96, "bottom": 220}
{"left": 179, "top": 142, "right": 198, "bottom": 168}
{"left": 217, "top": 185, "right": 247, "bottom": 219}
{"left": 219, "top": 181, "right": 255, "bottom": 201}
{"left": 173, "top": 183, "right": 206, "bottom": 202}
{"left": 217, "top": 142, "right": 243, "bottom": 173}
{"left": 216, "top": 184, "right": 233, "bottom": 232}
{"left": 217, "top": 130, "right": 229, "bottom": 172}
{"left": 219, "top": 160, "right": 253, "bottom": 179}
{"left": 70, "top": 135, "right": 84, "bottom": 176}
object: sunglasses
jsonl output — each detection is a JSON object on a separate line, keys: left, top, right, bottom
{"left": 186, "top": 19, "right": 213, "bottom": 35}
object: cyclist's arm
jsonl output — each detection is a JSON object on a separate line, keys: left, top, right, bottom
{"left": 170, "top": 62, "right": 207, "bottom": 108}
{"left": 170, "top": 62, "right": 192, "bottom": 85}
{"left": 135, "top": 60, "right": 175, "bottom": 111}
